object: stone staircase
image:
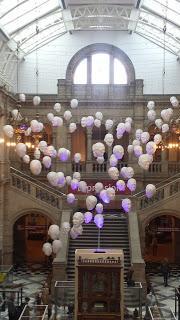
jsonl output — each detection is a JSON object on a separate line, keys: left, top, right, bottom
{"left": 9, "top": 166, "right": 64, "bottom": 210}
{"left": 67, "top": 214, "right": 131, "bottom": 281}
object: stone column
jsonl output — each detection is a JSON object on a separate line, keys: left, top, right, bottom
{"left": 52, "top": 208, "right": 72, "bottom": 294}
{"left": 128, "top": 210, "right": 146, "bottom": 298}
{"left": 86, "top": 127, "right": 92, "bottom": 161}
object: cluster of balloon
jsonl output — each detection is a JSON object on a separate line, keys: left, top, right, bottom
{"left": 3, "top": 94, "right": 179, "bottom": 239}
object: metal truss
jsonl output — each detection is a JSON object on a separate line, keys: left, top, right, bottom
{"left": 69, "top": 5, "right": 133, "bottom": 30}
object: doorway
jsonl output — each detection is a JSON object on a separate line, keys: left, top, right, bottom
{"left": 13, "top": 213, "right": 52, "bottom": 266}
{"left": 144, "top": 215, "right": 180, "bottom": 263}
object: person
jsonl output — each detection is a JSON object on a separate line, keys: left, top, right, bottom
{"left": 126, "top": 266, "right": 135, "bottom": 287}
{"left": 161, "top": 258, "right": 170, "bottom": 287}
{"left": 144, "top": 290, "right": 156, "bottom": 320}
{"left": 0, "top": 291, "right": 6, "bottom": 312}
{"left": 41, "top": 282, "right": 50, "bottom": 305}
{"left": 7, "top": 295, "right": 16, "bottom": 320}
{"left": 151, "top": 236, "right": 158, "bottom": 256}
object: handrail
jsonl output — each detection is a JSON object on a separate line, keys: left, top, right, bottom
{"left": 10, "top": 166, "right": 66, "bottom": 198}
{"left": 133, "top": 172, "right": 180, "bottom": 198}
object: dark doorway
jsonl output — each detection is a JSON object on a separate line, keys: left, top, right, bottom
{"left": 13, "top": 213, "right": 52, "bottom": 266}
{"left": 144, "top": 215, "right": 180, "bottom": 263}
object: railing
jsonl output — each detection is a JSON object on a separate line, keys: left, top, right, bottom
{"left": 136, "top": 174, "right": 180, "bottom": 211}
{"left": 10, "top": 167, "right": 64, "bottom": 209}
{"left": 18, "top": 305, "right": 48, "bottom": 319}
{"left": 149, "top": 306, "right": 177, "bottom": 319}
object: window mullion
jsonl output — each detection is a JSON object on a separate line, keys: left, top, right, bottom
{"left": 87, "top": 54, "right": 91, "bottom": 84}
{"left": 109, "top": 55, "right": 114, "bottom": 84}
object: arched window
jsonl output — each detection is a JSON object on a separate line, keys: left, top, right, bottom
{"left": 73, "top": 51, "right": 128, "bottom": 85}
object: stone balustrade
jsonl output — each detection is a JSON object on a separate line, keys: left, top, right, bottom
{"left": 10, "top": 167, "right": 63, "bottom": 209}
{"left": 136, "top": 174, "right": 180, "bottom": 210}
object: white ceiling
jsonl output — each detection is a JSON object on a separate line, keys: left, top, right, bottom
{"left": 0, "top": 0, "right": 180, "bottom": 57}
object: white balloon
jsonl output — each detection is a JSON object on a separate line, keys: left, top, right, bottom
{"left": 135, "top": 129, "right": 143, "bottom": 141}
{"left": 70, "top": 179, "right": 79, "bottom": 190}
{"left": 19, "top": 93, "right": 26, "bottom": 102}
{"left": 141, "top": 132, "right": 150, "bottom": 144}
{"left": 66, "top": 176, "right": 72, "bottom": 185}
{"left": 161, "top": 109, "right": 172, "bottom": 123}
{"left": 92, "top": 142, "right": 105, "bottom": 158}
{"left": 97, "top": 156, "right": 104, "bottom": 164}
{"left": 11, "top": 109, "right": 22, "bottom": 121}
{"left": 134, "top": 145, "right": 143, "bottom": 157}
{"left": 42, "top": 156, "right": 52, "bottom": 168}
{"left": 109, "top": 154, "right": 118, "bottom": 167}
{"left": 34, "top": 148, "right": 41, "bottom": 159}
{"left": 113, "top": 145, "right": 124, "bottom": 160}
{"left": 38, "top": 140, "right": 47, "bottom": 153}
{"left": 86, "top": 195, "right": 97, "bottom": 210}
{"left": 170, "top": 96, "right": 179, "bottom": 108}
{"left": 127, "top": 178, "right": 136, "bottom": 192}
{"left": 69, "top": 122, "right": 77, "bottom": 133}
{"left": 106, "top": 187, "right": 115, "bottom": 201}
{"left": 100, "top": 189, "right": 110, "bottom": 203}
{"left": 95, "top": 112, "right": 103, "bottom": 121}
{"left": 73, "top": 212, "right": 84, "bottom": 226}
{"left": 95, "top": 203, "right": 103, "bottom": 214}
{"left": 94, "top": 119, "right": 101, "bottom": 128}
{"left": 25, "top": 127, "right": 31, "bottom": 136}
{"left": 54, "top": 103, "right": 61, "bottom": 112}
{"left": 47, "top": 113, "right": 54, "bottom": 122}
{"left": 122, "top": 198, "right": 132, "bottom": 213}
{"left": 108, "top": 167, "right": 119, "bottom": 180}
{"left": 155, "top": 118, "right": 163, "bottom": 129}
{"left": 94, "top": 214, "right": 104, "bottom": 229}
{"left": 138, "top": 154, "right": 153, "bottom": 170}
{"left": 95, "top": 182, "right": 104, "bottom": 193}
{"left": 79, "top": 181, "right": 87, "bottom": 193}
{"left": 74, "top": 153, "right": 81, "bottom": 163}
{"left": 23, "top": 155, "right": 30, "bottom": 164}
{"left": 33, "top": 95, "right": 41, "bottom": 106}
{"left": 121, "top": 166, "right": 134, "bottom": 179}
{"left": 81, "top": 117, "right": 87, "bottom": 127}
{"left": 30, "top": 160, "right": 42, "bottom": 175}
{"left": 84, "top": 212, "right": 93, "bottom": 224}
{"left": 162, "top": 123, "right": 169, "bottom": 133}
{"left": 86, "top": 116, "right": 94, "bottom": 127}
{"left": 73, "top": 172, "right": 81, "bottom": 181}
{"left": 47, "top": 172, "right": 58, "bottom": 186}
{"left": 3, "top": 125, "right": 14, "bottom": 138}
{"left": 67, "top": 193, "right": 75, "bottom": 204}
{"left": 48, "top": 224, "right": 60, "bottom": 240}
{"left": 58, "top": 148, "right": 70, "bottom": 161}
{"left": 145, "top": 184, "right": 156, "bottom": 198}
{"left": 116, "top": 180, "right": 126, "bottom": 192}
{"left": 132, "top": 139, "right": 140, "bottom": 147}
{"left": 154, "top": 134, "right": 162, "bottom": 145}
{"left": 52, "top": 116, "right": 63, "bottom": 127}
{"left": 105, "top": 119, "right": 113, "bottom": 130}
{"left": 46, "top": 145, "right": 57, "bottom": 158}
{"left": 124, "top": 122, "right": 131, "bottom": 133}
{"left": 125, "top": 117, "right": 133, "bottom": 124}
{"left": 70, "top": 98, "right": 78, "bottom": 109}
{"left": 16, "top": 143, "right": 27, "bottom": 158}
{"left": 116, "top": 123, "right": 125, "bottom": 135}
{"left": 146, "top": 141, "right": 157, "bottom": 155}
{"left": 127, "top": 145, "right": 134, "bottom": 154}
{"left": 52, "top": 239, "right": 62, "bottom": 254}
{"left": 42, "top": 243, "right": 52, "bottom": 256}
{"left": 104, "top": 133, "right": 114, "bottom": 146}
{"left": 147, "top": 110, "right": 156, "bottom": 121}
{"left": 147, "top": 101, "right": 155, "bottom": 110}
{"left": 64, "top": 110, "right": 72, "bottom": 121}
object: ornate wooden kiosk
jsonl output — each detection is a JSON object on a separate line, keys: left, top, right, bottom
{"left": 75, "top": 249, "right": 124, "bottom": 320}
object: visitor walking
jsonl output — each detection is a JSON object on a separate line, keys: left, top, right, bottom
{"left": 161, "top": 258, "right": 170, "bottom": 287}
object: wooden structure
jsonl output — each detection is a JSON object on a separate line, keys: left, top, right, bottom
{"left": 75, "top": 249, "right": 124, "bottom": 320}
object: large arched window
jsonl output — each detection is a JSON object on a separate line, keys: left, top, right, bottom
{"left": 74, "top": 52, "right": 127, "bottom": 85}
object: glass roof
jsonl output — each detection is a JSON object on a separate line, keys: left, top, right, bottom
{"left": 0, "top": 0, "right": 66, "bottom": 54}
{"left": 0, "top": 0, "right": 180, "bottom": 57}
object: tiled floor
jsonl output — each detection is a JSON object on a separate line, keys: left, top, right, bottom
{"left": 0, "top": 264, "right": 179, "bottom": 319}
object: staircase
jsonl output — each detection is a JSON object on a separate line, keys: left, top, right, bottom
{"left": 9, "top": 166, "right": 64, "bottom": 210}
{"left": 135, "top": 172, "right": 180, "bottom": 212}
{"left": 67, "top": 214, "right": 131, "bottom": 281}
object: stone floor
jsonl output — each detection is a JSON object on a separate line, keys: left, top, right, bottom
{"left": 0, "top": 264, "right": 179, "bottom": 319}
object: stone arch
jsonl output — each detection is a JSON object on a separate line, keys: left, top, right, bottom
{"left": 66, "top": 43, "right": 135, "bottom": 84}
